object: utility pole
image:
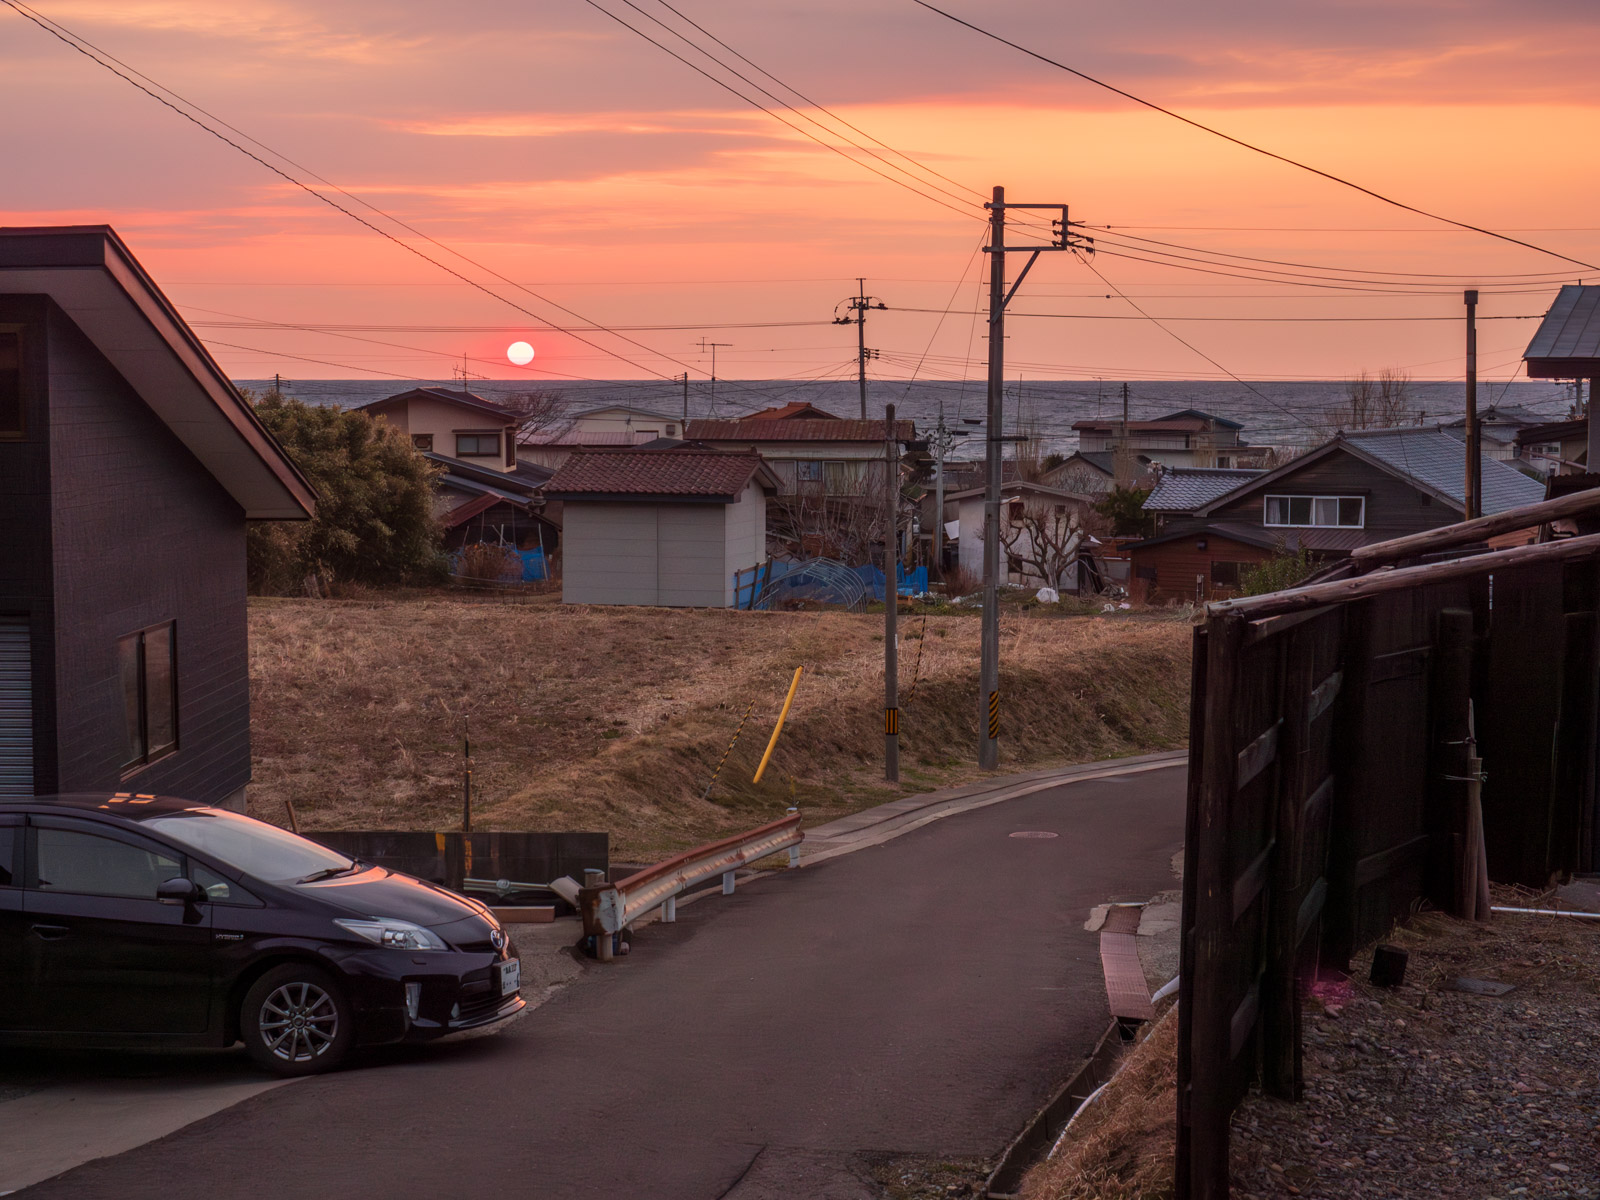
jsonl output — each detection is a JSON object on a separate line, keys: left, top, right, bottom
{"left": 680, "top": 372, "right": 690, "bottom": 425}
{"left": 977, "top": 186, "right": 1088, "bottom": 770}
{"left": 698, "top": 339, "right": 732, "bottom": 412}
{"left": 934, "top": 400, "right": 947, "bottom": 579}
{"left": 1464, "top": 290, "right": 1481, "bottom": 519}
{"left": 884, "top": 402, "right": 900, "bottom": 783}
{"left": 835, "top": 280, "right": 888, "bottom": 419}
{"left": 1118, "top": 381, "right": 1131, "bottom": 486}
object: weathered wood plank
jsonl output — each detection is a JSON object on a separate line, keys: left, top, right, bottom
{"left": 1236, "top": 721, "right": 1282, "bottom": 790}
{"left": 1232, "top": 840, "right": 1274, "bottom": 923}
{"left": 1351, "top": 488, "right": 1600, "bottom": 570}
{"left": 1228, "top": 980, "right": 1261, "bottom": 1063}
{"left": 1308, "top": 671, "right": 1343, "bottom": 724}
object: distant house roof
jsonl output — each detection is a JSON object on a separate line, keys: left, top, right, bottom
{"left": 1515, "top": 417, "right": 1587, "bottom": 447}
{"left": 359, "top": 387, "right": 515, "bottom": 423}
{"left": 1438, "top": 404, "right": 1551, "bottom": 430}
{"left": 1072, "top": 409, "right": 1242, "bottom": 434}
{"left": 1142, "top": 467, "right": 1264, "bottom": 513}
{"left": 1194, "top": 428, "right": 1545, "bottom": 518}
{"left": 686, "top": 418, "right": 914, "bottom": 442}
{"left": 1524, "top": 285, "right": 1600, "bottom": 378}
{"left": 945, "top": 480, "right": 1096, "bottom": 504}
{"left": 745, "top": 401, "right": 838, "bottom": 420}
{"left": 0, "top": 225, "right": 314, "bottom": 519}
{"left": 567, "top": 404, "right": 677, "bottom": 421}
{"left": 543, "top": 449, "right": 779, "bottom": 502}
{"left": 421, "top": 450, "right": 550, "bottom": 494}
{"left": 519, "top": 429, "right": 656, "bottom": 447}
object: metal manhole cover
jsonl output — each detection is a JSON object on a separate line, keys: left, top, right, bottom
{"left": 1010, "top": 831, "right": 1059, "bottom": 839}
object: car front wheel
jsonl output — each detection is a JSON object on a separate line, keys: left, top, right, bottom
{"left": 242, "top": 964, "right": 353, "bottom": 1076}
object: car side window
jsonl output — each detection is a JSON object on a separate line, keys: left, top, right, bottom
{"left": 192, "top": 863, "right": 260, "bottom": 907}
{"left": 0, "top": 822, "right": 17, "bottom": 887}
{"left": 31, "top": 826, "right": 183, "bottom": 900}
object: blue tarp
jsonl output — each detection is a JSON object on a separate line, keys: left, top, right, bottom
{"left": 852, "top": 563, "right": 928, "bottom": 601}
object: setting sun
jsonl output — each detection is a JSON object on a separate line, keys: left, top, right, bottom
{"left": 507, "top": 341, "right": 535, "bottom": 365}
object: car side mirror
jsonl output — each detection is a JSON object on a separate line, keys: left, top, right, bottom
{"left": 157, "top": 876, "right": 203, "bottom": 904}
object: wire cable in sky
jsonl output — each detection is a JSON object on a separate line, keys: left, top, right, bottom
{"left": 0, "top": 0, "right": 702, "bottom": 382}
{"left": 908, "top": 0, "right": 1600, "bottom": 272}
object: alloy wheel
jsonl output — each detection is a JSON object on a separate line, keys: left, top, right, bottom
{"left": 258, "top": 981, "right": 340, "bottom": 1063}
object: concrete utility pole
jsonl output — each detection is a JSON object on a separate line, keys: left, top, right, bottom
{"left": 698, "top": 339, "right": 732, "bottom": 413}
{"left": 977, "top": 186, "right": 1087, "bottom": 770}
{"left": 884, "top": 402, "right": 900, "bottom": 783}
{"left": 835, "top": 281, "right": 887, "bottom": 419}
{"left": 1464, "top": 290, "right": 1481, "bottom": 519}
{"left": 681, "top": 372, "right": 690, "bottom": 425}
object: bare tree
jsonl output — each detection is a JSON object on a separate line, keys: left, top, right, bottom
{"left": 1317, "top": 369, "right": 1420, "bottom": 437}
{"left": 998, "top": 499, "right": 1086, "bottom": 589}
{"left": 501, "top": 389, "right": 573, "bottom": 441}
{"left": 1049, "top": 460, "right": 1113, "bottom": 495}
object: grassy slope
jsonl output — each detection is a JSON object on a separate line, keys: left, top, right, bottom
{"left": 247, "top": 594, "right": 1193, "bottom": 859}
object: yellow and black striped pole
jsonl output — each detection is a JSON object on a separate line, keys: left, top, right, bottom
{"left": 700, "top": 700, "right": 755, "bottom": 801}
{"left": 987, "top": 689, "right": 1000, "bottom": 742}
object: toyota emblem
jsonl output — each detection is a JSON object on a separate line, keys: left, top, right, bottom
{"left": 491, "top": 930, "right": 505, "bottom": 951}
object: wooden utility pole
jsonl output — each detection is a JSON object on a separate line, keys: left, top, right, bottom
{"left": 977, "top": 186, "right": 1082, "bottom": 770}
{"left": 681, "top": 372, "right": 689, "bottom": 425}
{"left": 834, "top": 282, "right": 886, "bottom": 419}
{"left": 884, "top": 402, "right": 900, "bottom": 782}
{"left": 1464, "top": 290, "right": 1481, "bottom": 519}
{"left": 979, "top": 189, "right": 1007, "bottom": 771}
{"left": 1117, "top": 381, "right": 1132, "bottom": 486}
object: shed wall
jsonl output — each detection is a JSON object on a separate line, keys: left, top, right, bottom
{"left": 561, "top": 501, "right": 730, "bottom": 607}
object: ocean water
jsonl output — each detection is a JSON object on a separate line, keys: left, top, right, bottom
{"left": 236, "top": 377, "right": 1579, "bottom": 462}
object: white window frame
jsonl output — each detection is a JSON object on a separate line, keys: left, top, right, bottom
{"left": 1263, "top": 494, "right": 1365, "bottom": 529}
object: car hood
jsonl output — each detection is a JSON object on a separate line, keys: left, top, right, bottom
{"left": 293, "top": 865, "right": 485, "bottom": 927}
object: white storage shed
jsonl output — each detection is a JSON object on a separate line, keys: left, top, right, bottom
{"left": 545, "top": 449, "right": 778, "bottom": 607}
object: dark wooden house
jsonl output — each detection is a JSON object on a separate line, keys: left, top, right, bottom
{"left": 0, "top": 226, "right": 313, "bottom": 804}
{"left": 1128, "top": 428, "right": 1544, "bottom": 603}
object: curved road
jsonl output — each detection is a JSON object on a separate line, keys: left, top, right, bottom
{"left": 18, "top": 762, "right": 1185, "bottom": 1200}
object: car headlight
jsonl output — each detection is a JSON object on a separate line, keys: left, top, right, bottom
{"left": 334, "top": 917, "right": 448, "bottom": 951}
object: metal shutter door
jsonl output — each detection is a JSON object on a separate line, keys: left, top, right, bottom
{"left": 0, "top": 619, "right": 32, "bottom": 797}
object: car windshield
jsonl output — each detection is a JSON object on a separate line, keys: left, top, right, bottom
{"left": 144, "top": 809, "right": 355, "bottom": 883}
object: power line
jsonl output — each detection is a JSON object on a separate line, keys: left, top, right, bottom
{"left": 577, "top": 0, "right": 980, "bottom": 223}
{"left": 908, "top": 0, "right": 1600, "bottom": 272}
{"left": 0, "top": 0, "right": 697, "bottom": 382}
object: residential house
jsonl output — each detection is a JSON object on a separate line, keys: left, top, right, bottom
{"left": 358, "top": 388, "right": 554, "bottom": 552}
{"left": 1128, "top": 427, "right": 1546, "bottom": 604}
{"left": 1522, "top": 282, "right": 1600, "bottom": 471}
{"left": 1141, "top": 466, "right": 1265, "bottom": 530}
{"left": 544, "top": 450, "right": 777, "bottom": 607}
{"left": 1514, "top": 417, "right": 1588, "bottom": 476}
{"left": 1071, "top": 408, "right": 1267, "bottom": 469}
{"left": 1040, "top": 451, "right": 1116, "bottom": 494}
{"left": 1439, "top": 404, "right": 1553, "bottom": 462}
{"left": 566, "top": 404, "right": 683, "bottom": 439}
{"left": 0, "top": 226, "right": 314, "bottom": 803}
{"left": 950, "top": 481, "right": 1097, "bottom": 588}
{"left": 684, "top": 416, "right": 919, "bottom": 559}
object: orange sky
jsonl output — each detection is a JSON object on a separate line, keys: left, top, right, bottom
{"left": 3, "top": 0, "right": 1598, "bottom": 387}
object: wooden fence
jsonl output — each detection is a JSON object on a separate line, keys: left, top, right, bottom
{"left": 1175, "top": 504, "right": 1600, "bottom": 1200}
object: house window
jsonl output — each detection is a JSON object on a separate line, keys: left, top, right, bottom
{"left": 455, "top": 432, "right": 500, "bottom": 458}
{"left": 824, "top": 461, "right": 855, "bottom": 494}
{"left": 504, "top": 433, "right": 516, "bottom": 468}
{"left": 119, "top": 622, "right": 177, "bottom": 772}
{"left": 1211, "top": 561, "right": 1246, "bottom": 587}
{"left": 1263, "top": 495, "right": 1364, "bottom": 528}
{"left": 666, "top": 424, "right": 677, "bottom": 438}
{"left": 0, "top": 329, "right": 21, "bottom": 438}
{"left": 796, "top": 460, "right": 823, "bottom": 483}
{"left": 412, "top": 434, "right": 434, "bottom": 451}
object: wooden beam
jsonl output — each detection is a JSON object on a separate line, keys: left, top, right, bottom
{"left": 1350, "top": 487, "right": 1600, "bottom": 570}
{"left": 1209, "top": 532, "right": 1600, "bottom": 621}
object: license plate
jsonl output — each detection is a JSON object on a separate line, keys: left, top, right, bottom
{"left": 499, "top": 958, "right": 521, "bottom": 997}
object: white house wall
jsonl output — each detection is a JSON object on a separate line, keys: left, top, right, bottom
{"left": 656, "top": 504, "right": 728, "bottom": 607}
{"left": 561, "top": 501, "right": 730, "bottom": 607}
{"left": 722, "top": 480, "right": 768, "bottom": 604}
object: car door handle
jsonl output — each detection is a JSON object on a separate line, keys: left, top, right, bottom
{"left": 28, "top": 923, "right": 70, "bottom": 940}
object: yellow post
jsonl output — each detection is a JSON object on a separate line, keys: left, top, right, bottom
{"left": 753, "top": 667, "right": 804, "bottom": 783}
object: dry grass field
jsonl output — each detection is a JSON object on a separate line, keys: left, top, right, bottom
{"left": 247, "top": 593, "right": 1193, "bottom": 859}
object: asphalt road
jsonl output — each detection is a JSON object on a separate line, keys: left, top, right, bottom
{"left": 16, "top": 763, "right": 1185, "bottom": 1200}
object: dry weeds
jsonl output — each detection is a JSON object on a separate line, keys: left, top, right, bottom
{"left": 1022, "top": 1006, "right": 1179, "bottom": 1200}
{"left": 247, "top": 594, "right": 1192, "bottom": 858}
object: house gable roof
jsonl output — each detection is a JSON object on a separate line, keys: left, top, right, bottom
{"left": 0, "top": 225, "right": 314, "bottom": 519}
{"left": 685, "top": 417, "right": 914, "bottom": 442}
{"left": 1193, "top": 429, "right": 1545, "bottom": 518}
{"left": 945, "top": 480, "right": 1096, "bottom": 504}
{"left": 543, "top": 449, "right": 778, "bottom": 502}
{"left": 746, "top": 401, "right": 838, "bottom": 420}
{"left": 1142, "top": 467, "right": 1264, "bottom": 513}
{"left": 567, "top": 404, "right": 676, "bottom": 422}
{"left": 1524, "top": 284, "right": 1600, "bottom": 378}
{"left": 359, "top": 387, "right": 516, "bottom": 424}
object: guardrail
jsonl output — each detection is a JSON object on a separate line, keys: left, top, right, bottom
{"left": 579, "top": 810, "right": 804, "bottom": 961}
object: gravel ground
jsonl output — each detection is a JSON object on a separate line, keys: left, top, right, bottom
{"left": 1231, "top": 901, "right": 1600, "bottom": 1199}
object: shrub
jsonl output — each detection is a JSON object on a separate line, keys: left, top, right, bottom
{"left": 1239, "top": 547, "right": 1315, "bottom": 596}
{"left": 455, "top": 543, "right": 523, "bottom": 583}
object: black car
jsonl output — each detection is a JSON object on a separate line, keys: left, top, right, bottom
{"left": 0, "top": 795, "right": 524, "bottom": 1076}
